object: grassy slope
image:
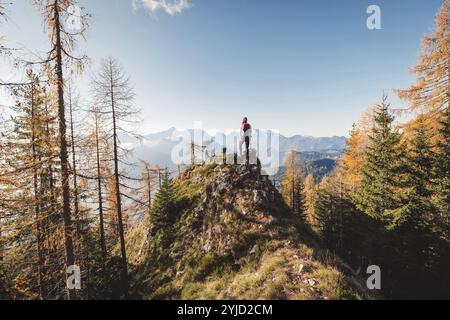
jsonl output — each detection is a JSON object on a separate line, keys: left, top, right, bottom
{"left": 126, "top": 164, "right": 378, "bottom": 300}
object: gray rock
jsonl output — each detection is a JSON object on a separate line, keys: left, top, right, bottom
{"left": 203, "top": 240, "right": 212, "bottom": 253}
{"left": 307, "top": 278, "right": 317, "bottom": 286}
{"left": 253, "top": 190, "right": 267, "bottom": 206}
{"left": 176, "top": 270, "right": 185, "bottom": 278}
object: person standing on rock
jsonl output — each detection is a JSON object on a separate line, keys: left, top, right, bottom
{"left": 240, "top": 117, "right": 252, "bottom": 165}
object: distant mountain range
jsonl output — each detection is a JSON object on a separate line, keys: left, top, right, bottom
{"left": 120, "top": 128, "right": 347, "bottom": 175}
{"left": 271, "top": 153, "right": 340, "bottom": 188}
{"left": 279, "top": 135, "right": 347, "bottom": 154}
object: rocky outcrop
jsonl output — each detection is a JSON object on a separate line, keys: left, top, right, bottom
{"left": 128, "top": 163, "right": 378, "bottom": 300}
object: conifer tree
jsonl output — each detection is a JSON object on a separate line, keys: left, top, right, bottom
{"left": 149, "top": 170, "right": 176, "bottom": 230}
{"left": 91, "top": 57, "right": 140, "bottom": 294}
{"left": 0, "top": 70, "right": 65, "bottom": 299}
{"left": 389, "top": 117, "right": 438, "bottom": 275}
{"left": 282, "top": 151, "right": 307, "bottom": 220}
{"left": 16, "top": 71, "right": 48, "bottom": 299}
{"left": 392, "top": 116, "right": 435, "bottom": 229}
{"left": 140, "top": 161, "right": 156, "bottom": 213}
{"left": 303, "top": 174, "right": 316, "bottom": 224}
{"left": 434, "top": 107, "right": 450, "bottom": 240}
{"left": 313, "top": 172, "right": 368, "bottom": 260}
{"left": 67, "top": 83, "right": 81, "bottom": 237}
{"left": 294, "top": 178, "right": 307, "bottom": 220}
{"left": 31, "top": 0, "right": 89, "bottom": 299}
{"left": 85, "top": 105, "right": 109, "bottom": 258}
{"left": 397, "top": 0, "right": 449, "bottom": 115}
{"left": 129, "top": 161, "right": 159, "bottom": 223}
{"left": 356, "top": 96, "right": 404, "bottom": 226}
{"left": 314, "top": 178, "right": 340, "bottom": 246}
{"left": 342, "top": 124, "right": 366, "bottom": 196}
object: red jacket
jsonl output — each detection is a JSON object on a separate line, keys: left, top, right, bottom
{"left": 242, "top": 123, "right": 251, "bottom": 132}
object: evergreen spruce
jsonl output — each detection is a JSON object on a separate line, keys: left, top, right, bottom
{"left": 149, "top": 170, "right": 176, "bottom": 230}
{"left": 356, "top": 96, "right": 404, "bottom": 226}
{"left": 294, "top": 178, "right": 307, "bottom": 220}
{"left": 435, "top": 107, "right": 450, "bottom": 240}
{"left": 314, "top": 173, "right": 372, "bottom": 266}
{"left": 392, "top": 116, "right": 435, "bottom": 229}
{"left": 390, "top": 117, "right": 438, "bottom": 279}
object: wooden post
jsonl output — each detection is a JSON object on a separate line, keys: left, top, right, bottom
{"left": 222, "top": 148, "right": 227, "bottom": 165}
{"left": 191, "top": 143, "right": 195, "bottom": 165}
{"left": 233, "top": 153, "right": 238, "bottom": 165}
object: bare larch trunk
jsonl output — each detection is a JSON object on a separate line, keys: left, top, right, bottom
{"left": 68, "top": 86, "right": 80, "bottom": 236}
{"left": 95, "top": 114, "right": 107, "bottom": 258}
{"left": 54, "top": 0, "right": 76, "bottom": 300}
{"left": 31, "top": 83, "right": 46, "bottom": 299}
{"left": 109, "top": 62, "right": 129, "bottom": 295}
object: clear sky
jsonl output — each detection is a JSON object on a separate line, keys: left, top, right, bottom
{"left": 0, "top": 0, "right": 444, "bottom": 137}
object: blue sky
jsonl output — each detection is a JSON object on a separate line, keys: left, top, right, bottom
{"left": 0, "top": 0, "right": 444, "bottom": 137}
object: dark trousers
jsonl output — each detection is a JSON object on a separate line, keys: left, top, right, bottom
{"left": 240, "top": 136, "right": 250, "bottom": 164}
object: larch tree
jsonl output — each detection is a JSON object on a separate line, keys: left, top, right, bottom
{"left": 78, "top": 104, "right": 115, "bottom": 260}
{"left": 129, "top": 161, "right": 160, "bottom": 223}
{"left": 67, "top": 83, "right": 81, "bottom": 237}
{"left": 91, "top": 57, "right": 139, "bottom": 295}
{"left": 140, "top": 161, "right": 154, "bottom": 213}
{"left": 90, "top": 105, "right": 108, "bottom": 258}
{"left": 0, "top": 92, "right": 9, "bottom": 265}
{"left": 31, "top": 0, "right": 89, "bottom": 300}
{"left": 281, "top": 150, "right": 306, "bottom": 219}
{"left": 397, "top": 0, "right": 449, "bottom": 116}
{"left": 29, "top": 72, "right": 47, "bottom": 299}
{"left": 303, "top": 174, "right": 316, "bottom": 225}
{"left": 1, "top": 69, "right": 61, "bottom": 299}
{"left": 8, "top": 70, "right": 45, "bottom": 299}
{"left": 341, "top": 124, "right": 366, "bottom": 196}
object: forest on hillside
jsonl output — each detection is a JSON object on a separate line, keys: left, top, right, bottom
{"left": 0, "top": 1, "right": 449, "bottom": 300}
